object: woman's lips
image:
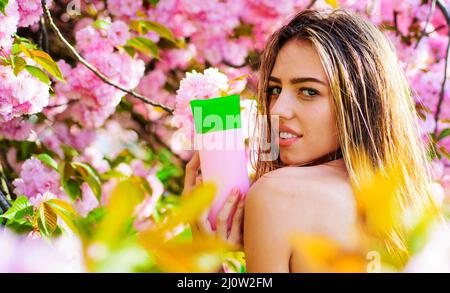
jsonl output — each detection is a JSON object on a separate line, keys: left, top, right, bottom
{"left": 276, "top": 135, "right": 302, "bottom": 147}
{"left": 277, "top": 125, "right": 302, "bottom": 147}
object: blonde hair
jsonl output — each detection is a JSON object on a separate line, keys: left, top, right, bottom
{"left": 251, "top": 9, "right": 437, "bottom": 262}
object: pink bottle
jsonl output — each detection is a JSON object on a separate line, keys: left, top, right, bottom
{"left": 190, "top": 94, "right": 250, "bottom": 230}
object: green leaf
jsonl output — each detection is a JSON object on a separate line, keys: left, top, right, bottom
{"left": 11, "top": 44, "right": 21, "bottom": 55}
{"left": 72, "top": 162, "right": 102, "bottom": 201}
{"left": 439, "top": 146, "right": 450, "bottom": 160}
{"left": 0, "top": 0, "right": 8, "bottom": 15}
{"left": 437, "top": 128, "right": 450, "bottom": 142}
{"left": 59, "top": 161, "right": 81, "bottom": 201}
{"left": 92, "top": 19, "right": 111, "bottom": 30}
{"left": 0, "top": 56, "right": 9, "bottom": 65}
{"left": 144, "top": 0, "right": 159, "bottom": 6}
{"left": 126, "top": 37, "right": 160, "bottom": 59}
{"left": 144, "top": 21, "right": 177, "bottom": 44}
{"left": 38, "top": 202, "right": 58, "bottom": 236}
{"left": 64, "top": 179, "right": 82, "bottom": 201}
{"left": 59, "top": 160, "right": 73, "bottom": 182}
{"left": 131, "top": 20, "right": 177, "bottom": 45}
{"left": 6, "top": 220, "right": 34, "bottom": 234}
{"left": 13, "top": 35, "right": 36, "bottom": 46}
{"left": 416, "top": 103, "right": 432, "bottom": 115}
{"left": 12, "top": 56, "right": 26, "bottom": 76}
{"left": 22, "top": 48, "right": 65, "bottom": 82}
{"left": 61, "top": 144, "right": 80, "bottom": 159}
{"left": 46, "top": 198, "right": 80, "bottom": 234}
{"left": 131, "top": 176, "right": 152, "bottom": 198}
{"left": 86, "top": 207, "right": 107, "bottom": 223}
{"left": 25, "top": 65, "right": 51, "bottom": 85}
{"left": 18, "top": 141, "right": 38, "bottom": 160}
{"left": 0, "top": 196, "right": 33, "bottom": 221}
{"left": 33, "top": 153, "right": 58, "bottom": 171}
{"left": 76, "top": 207, "right": 106, "bottom": 238}
{"left": 123, "top": 45, "right": 136, "bottom": 58}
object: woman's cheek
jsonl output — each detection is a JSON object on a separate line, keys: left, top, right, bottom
{"left": 311, "top": 106, "right": 338, "bottom": 149}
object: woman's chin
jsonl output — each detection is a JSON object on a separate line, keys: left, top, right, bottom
{"left": 280, "top": 152, "right": 305, "bottom": 166}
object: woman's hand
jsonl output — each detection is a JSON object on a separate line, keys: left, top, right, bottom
{"left": 183, "top": 151, "right": 244, "bottom": 246}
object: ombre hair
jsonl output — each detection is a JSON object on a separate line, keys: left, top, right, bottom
{"left": 251, "top": 9, "right": 438, "bottom": 262}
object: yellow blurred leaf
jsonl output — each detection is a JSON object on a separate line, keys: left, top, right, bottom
{"left": 228, "top": 74, "right": 250, "bottom": 84}
{"left": 325, "top": 0, "right": 339, "bottom": 8}
{"left": 139, "top": 182, "right": 216, "bottom": 244}
{"left": 150, "top": 234, "right": 232, "bottom": 273}
{"left": 348, "top": 149, "right": 412, "bottom": 266}
{"left": 290, "top": 233, "right": 367, "bottom": 273}
{"left": 136, "top": 182, "right": 234, "bottom": 272}
{"left": 94, "top": 178, "right": 144, "bottom": 244}
{"left": 349, "top": 148, "right": 406, "bottom": 239}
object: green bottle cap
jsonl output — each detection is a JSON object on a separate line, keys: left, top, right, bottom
{"left": 190, "top": 94, "right": 242, "bottom": 134}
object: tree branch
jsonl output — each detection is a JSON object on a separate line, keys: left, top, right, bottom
{"left": 40, "top": 0, "right": 174, "bottom": 114}
{"left": 45, "top": 99, "right": 79, "bottom": 109}
{"left": 415, "top": 0, "right": 436, "bottom": 49}
{"left": 0, "top": 190, "right": 12, "bottom": 216}
{"left": 433, "top": 0, "right": 450, "bottom": 134}
{"left": 39, "top": 16, "right": 49, "bottom": 53}
{"left": 0, "top": 147, "right": 15, "bottom": 201}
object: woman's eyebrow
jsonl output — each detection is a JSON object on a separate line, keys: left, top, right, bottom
{"left": 269, "top": 76, "right": 326, "bottom": 85}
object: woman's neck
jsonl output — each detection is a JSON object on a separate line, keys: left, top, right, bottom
{"left": 323, "top": 157, "right": 346, "bottom": 169}
{"left": 302, "top": 147, "right": 344, "bottom": 167}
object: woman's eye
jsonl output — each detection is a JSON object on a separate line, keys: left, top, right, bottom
{"left": 266, "top": 86, "right": 281, "bottom": 97}
{"left": 300, "top": 88, "right": 318, "bottom": 97}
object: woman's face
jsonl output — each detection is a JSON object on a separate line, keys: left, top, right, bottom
{"left": 268, "top": 39, "right": 340, "bottom": 166}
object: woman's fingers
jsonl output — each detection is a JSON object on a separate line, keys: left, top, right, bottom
{"left": 195, "top": 174, "right": 203, "bottom": 185}
{"left": 198, "top": 209, "right": 212, "bottom": 234}
{"left": 216, "top": 188, "right": 240, "bottom": 241}
{"left": 183, "top": 151, "right": 200, "bottom": 195}
{"left": 229, "top": 197, "right": 245, "bottom": 246}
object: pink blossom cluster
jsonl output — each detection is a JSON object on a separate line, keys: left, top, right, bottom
{"left": 17, "top": 0, "right": 44, "bottom": 28}
{"left": 12, "top": 157, "right": 62, "bottom": 199}
{"left": 12, "top": 149, "right": 101, "bottom": 217}
{"left": 0, "top": 64, "right": 50, "bottom": 122}
{"left": 0, "top": 0, "right": 49, "bottom": 52}
{"left": 37, "top": 122, "right": 96, "bottom": 158}
{"left": 0, "top": 117, "right": 32, "bottom": 140}
{"left": 145, "top": 0, "right": 449, "bottom": 118}
{"left": 0, "top": 0, "right": 19, "bottom": 52}
{"left": 96, "top": 159, "right": 164, "bottom": 230}
{"left": 173, "top": 67, "right": 230, "bottom": 140}
{"left": 75, "top": 20, "right": 130, "bottom": 54}
{"left": 147, "top": 0, "right": 249, "bottom": 66}
{"left": 133, "top": 69, "right": 174, "bottom": 121}
{"left": 76, "top": 146, "right": 111, "bottom": 174}
{"left": 0, "top": 229, "right": 85, "bottom": 273}
{"left": 129, "top": 159, "right": 164, "bottom": 229}
{"left": 73, "top": 182, "right": 99, "bottom": 217}
{"left": 106, "top": 0, "right": 143, "bottom": 19}
{"left": 53, "top": 22, "right": 144, "bottom": 128}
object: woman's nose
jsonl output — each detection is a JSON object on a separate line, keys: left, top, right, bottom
{"left": 270, "top": 92, "right": 295, "bottom": 120}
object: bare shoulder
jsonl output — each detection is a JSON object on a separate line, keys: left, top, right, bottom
{"left": 245, "top": 164, "right": 357, "bottom": 246}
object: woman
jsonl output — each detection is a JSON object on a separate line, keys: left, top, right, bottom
{"left": 183, "top": 9, "right": 437, "bottom": 272}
